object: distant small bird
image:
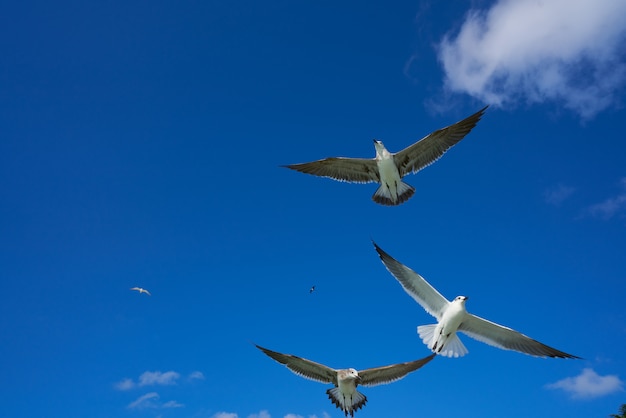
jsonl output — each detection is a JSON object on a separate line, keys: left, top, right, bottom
{"left": 255, "top": 344, "right": 435, "bottom": 417}
{"left": 373, "top": 242, "right": 580, "bottom": 359}
{"left": 309, "top": 285, "right": 316, "bottom": 293}
{"left": 130, "top": 287, "right": 151, "bottom": 296}
{"left": 283, "top": 107, "right": 487, "bottom": 205}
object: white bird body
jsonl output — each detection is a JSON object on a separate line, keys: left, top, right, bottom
{"left": 255, "top": 344, "right": 435, "bottom": 417}
{"left": 373, "top": 242, "right": 580, "bottom": 359}
{"left": 373, "top": 141, "right": 414, "bottom": 205}
{"left": 283, "top": 107, "right": 488, "bottom": 206}
{"left": 130, "top": 287, "right": 151, "bottom": 296}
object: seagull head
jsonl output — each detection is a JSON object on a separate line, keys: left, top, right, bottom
{"left": 373, "top": 139, "right": 388, "bottom": 156}
{"left": 341, "top": 368, "right": 361, "bottom": 383}
{"left": 454, "top": 295, "right": 468, "bottom": 303}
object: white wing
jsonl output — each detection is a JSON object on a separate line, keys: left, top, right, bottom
{"left": 359, "top": 354, "right": 436, "bottom": 387}
{"left": 373, "top": 242, "right": 450, "bottom": 319}
{"left": 283, "top": 157, "right": 379, "bottom": 183}
{"left": 393, "top": 106, "right": 487, "bottom": 177}
{"left": 459, "top": 314, "right": 580, "bottom": 359}
{"left": 255, "top": 344, "right": 337, "bottom": 384}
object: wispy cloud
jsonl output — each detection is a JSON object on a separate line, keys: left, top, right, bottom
{"left": 115, "top": 370, "right": 182, "bottom": 390}
{"left": 546, "top": 368, "right": 624, "bottom": 399}
{"left": 189, "top": 371, "right": 205, "bottom": 381}
{"left": 248, "top": 411, "right": 271, "bottom": 418}
{"left": 138, "top": 370, "right": 181, "bottom": 386}
{"left": 127, "top": 392, "right": 184, "bottom": 410}
{"left": 212, "top": 413, "right": 238, "bottom": 418}
{"left": 544, "top": 184, "right": 576, "bottom": 206}
{"left": 585, "top": 178, "right": 626, "bottom": 219}
{"left": 211, "top": 412, "right": 328, "bottom": 418}
{"left": 114, "top": 378, "right": 135, "bottom": 391}
{"left": 162, "top": 400, "right": 185, "bottom": 408}
{"left": 437, "top": 0, "right": 626, "bottom": 119}
{"left": 128, "top": 392, "right": 159, "bottom": 409}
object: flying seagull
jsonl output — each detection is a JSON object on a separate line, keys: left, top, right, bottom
{"left": 283, "top": 106, "right": 487, "bottom": 206}
{"left": 309, "top": 285, "right": 316, "bottom": 294}
{"left": 373, "top": 242, "right": 580, "bottom": 359}
{"left": 130, "top": 287, "right": 151, "bottom": 296}
{"left": 255, "top": 344, "right": 435, "bottom": 417}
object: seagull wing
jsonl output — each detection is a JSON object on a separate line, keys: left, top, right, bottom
{"left": 459, "top": 314, "right": 580, "bottom": 359}
{"left": 144, "top": 289, "right": 151, "bottom": 296}
{"left": 359, "top": 354, "right": 436, "bottom": 387}
{"left": 255, "top": 344, "right": 338, "bottom": 384}
{"left": 373, "top": 242, "right": 449, "bottom": 319}
{"left": 394, "top": 106, "right": 488, "bottom": 177}
{"left": 130, "top": 287, "right": 140, "bottom": 292}
{"left": 283, "top": 157, "right": 379, "bottom": 183}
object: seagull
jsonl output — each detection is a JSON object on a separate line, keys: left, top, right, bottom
{"left": 255, "top": 344, "right": 435, "bottom": 417}
{"left": 309, "top": 285, "right": 316, "bottom": 294}
{"left": 130, "top": 287, "right": 151, "bottom": 296}
{"left": 283, "top": 106, "right": 487, "bottom": 206}
{"left": 373, "top": 242, "right": 580, "bottom": 359}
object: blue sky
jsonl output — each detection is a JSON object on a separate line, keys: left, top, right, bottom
{"left": 1, "top": 0, "right": 625, "bottom": 417}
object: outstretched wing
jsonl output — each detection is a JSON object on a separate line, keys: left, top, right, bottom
{"left": 394, "top": 106, "right": 487, "bottom": 177}
{"left": 459, "top": 314, "right": 581, "bottom": 359}
{"left": 359, "top": 354, "right": 436, "bottom": 387}
{"left": 255, "top": 344, "right": 338, "bottom": 384}
{"left": 283, "top": 157, "right": 379, "bottom": 183}
{"left": 373, "top": 242, "right": 449, "bottom": 320}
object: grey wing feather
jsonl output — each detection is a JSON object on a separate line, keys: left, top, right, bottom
{"left": 359, "top": 354, "right": 436, "bottom": 387}
{"left": 373, "top": 242, "right": 449, "bottom": 319}
{"left": 394, "top": 106, "right": 488, "bottom": 177}
{"left": 255, "top": 344, "right": 338, "bottom": 384}
{"left": 283, "top": 158, "right": 379, "bottom": 183}
{"left": 459, "top": 315, "right": 581, "bottom": 359}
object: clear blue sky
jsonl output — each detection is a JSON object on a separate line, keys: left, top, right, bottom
{"left": 1, "top": 1, "right": 625, "bottom": 417}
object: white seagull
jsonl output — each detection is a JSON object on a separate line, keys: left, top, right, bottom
{"left": 373, "top": 242, "right": 580, "bottom": 359}
{"left": 255, "top": 344, "right": 435, "bottom": 417}
{"left": 283, "top": 106, "right": 487, "bottom": 206}
{"left": 130, "top": 287, "right": 151, "bottom": 296}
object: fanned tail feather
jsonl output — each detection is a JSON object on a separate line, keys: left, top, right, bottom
{"left": 372, "top": 181, "right": 415, "bottom": 206}
{"left": 326, "top": 387, "right": 367, "bottom": 417}
{"left": 417, "top": 325, "right": 468, "bottom": 358}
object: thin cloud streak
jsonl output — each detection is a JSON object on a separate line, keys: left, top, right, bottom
{"left": 138, "top": 370, "right": 180, "bottom": 386}
{"left": 546, "top": 368, "right": 624, "bottom": 398}
{"left": 544, "top": 184, "right": 576, "bottom": 206}
{"left": 585, "top": 177, "right": 626, "bottom": 219}
{"left": 437, "top": 0, "right": 626, "bottom": 119}
{"left": 127, "top": 392, "right": 159, "bottom": 409}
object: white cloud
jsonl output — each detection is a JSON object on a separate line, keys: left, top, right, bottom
{"left": 585, "top": 177, "right": 626, "bottom": 219}
{"left": 138, "top": 370, "right": 181, "bottom": 387}
{"left": 545, "top": 184, "right": 576, "bottom": 206}
{"left": 114, "top": 378, "right": 135, "bottom": 391}
{"left": 212, "top": 413, "right": 238, "bottom": 418}
{"left": 127, "top": 392, "right": 184, "bottom": 410}
{"left": 162, "top": 400, "right": 184, "bottom": 408}
{"left": 248, "top": 411, "right": 271, "bottom": 418}
{"left": 128, "top": 392, "right": 160, "bottom": 409}
{"left": 189, "top": 371, "right": 205, "bottom": 381}
{"left": 437, "top": 0, "right": 626, "bottom": 119}
{"left": 546, "top": 368, "right": 624, "bottom": 398}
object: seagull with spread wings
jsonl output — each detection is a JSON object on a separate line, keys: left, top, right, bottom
{"left": 130, "top": 287, "right": 151, "bottom": 296}
{"left": 373, "top": 242, "right": 580, "bottom": 359}
{"left": 255, "top": 344, "right": 435, "bottom": 417}
{"left": 283, "top": 106, "right": 487, "bottom": 205}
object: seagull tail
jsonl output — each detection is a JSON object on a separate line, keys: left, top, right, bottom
{"left": 327, "top": 387, "right": 367, "bottom": 417}
{"left": 418, "top": 325, "right": 468, "bottom": 358}
{"left": 372, "top": 181, "right": 415, "bottom": 206}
